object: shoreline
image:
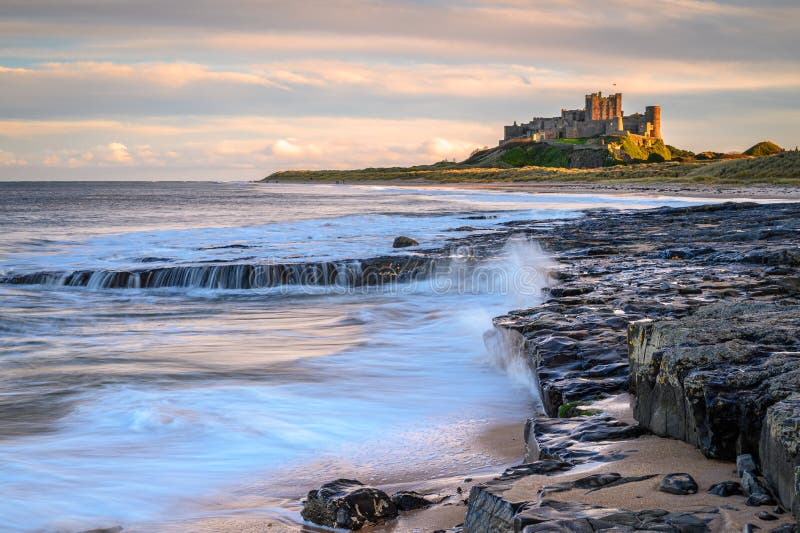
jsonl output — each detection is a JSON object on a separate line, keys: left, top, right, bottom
{"left": 264, "top": 178, "right": 800, "bottom": 201}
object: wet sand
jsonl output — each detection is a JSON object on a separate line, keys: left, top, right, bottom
{"left": 135, "top": 422, "right": 526, "bottom": 533}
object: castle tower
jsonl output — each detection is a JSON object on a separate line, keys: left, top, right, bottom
{"left": 645, "top": 106, "right": 661, "bottom": 138}
{"left": 585, "top": 92, "right": 623, "bottom": 120}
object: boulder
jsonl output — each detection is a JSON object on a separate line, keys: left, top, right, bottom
{"left": 739, "top": 454, "right": 758, "bottom": 477}
{"left": 709, "top": 481, "right": 743, "bottom": 497}
{"left": 659, "top": 473, "right": 699, "bottom": 495}
{"left": 301, "top": 479, "right": 398, "bottom": 530}
{"left": 391, "top": 490, "right": 433, "bottom": 511}
{"left": 392, "top": 236, "right": 419, "bottom": 248}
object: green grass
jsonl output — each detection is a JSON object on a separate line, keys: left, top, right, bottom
{"left": 667, "top": 145, "right": 695, "bottom": 158}
{"left": 499, "top": 144, "right": 571, "bottom": 167}
{"left": 263, "top": 149, "right": 800, "bottom": 187}
{"left": 558, "top": 401, "right": 602, "bottom": 418}
{"left": 744, "top": 141, "right": 783, "bottom": 157}
{"left": 553, "top": 137, "right": 588, "bottom": 145}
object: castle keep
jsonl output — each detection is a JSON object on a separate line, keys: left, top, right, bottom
{"left": 501, "top": 92, "right": 661, "bottom": 145}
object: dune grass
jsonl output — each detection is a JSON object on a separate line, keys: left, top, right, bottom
{"left": 263, "top": 152, "right": 800, "bottom": 186}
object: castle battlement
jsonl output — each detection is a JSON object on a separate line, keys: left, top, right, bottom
{"left": 501, "top": 92, "right": 661, "bottom": 145}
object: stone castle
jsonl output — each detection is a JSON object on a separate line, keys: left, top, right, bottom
{"left": 501, "top": 92, "right": 661, "bottom": 145}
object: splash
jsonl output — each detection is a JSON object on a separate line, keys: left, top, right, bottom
{"left": 481, "top": 236, "right": 555, "bottom": 410}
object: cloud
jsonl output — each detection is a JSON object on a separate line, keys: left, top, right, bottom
{"left": 270, "top": 138, "right": 322, "bottom": 158}
{"left": 0, "top": 149, "right": 27, "bottom": 166}
{"left": 105, "top": 142, "right": 132, "bottom": 163}
{"left": 419, "top": 137, "right": 480, "bottom": 160}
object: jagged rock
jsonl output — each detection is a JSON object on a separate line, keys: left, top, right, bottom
{"left": 301, "top": 479, "right": 398, "bottom": 530}
{"left": 629, "top": 303, "right": 800, "bottom": 460}
{"left": 709, "top": 481, "right": 743, "bottom": 497}
{"left": 463, "top": 460, "right": 574, "bottom": 533}
{"left": 628, "top": 303, "right": 800, "bottom": 521}
{"left": 524, "top": 415, "right": 644, "bottom": 463}
{"left": 659, "top": 473, "right": 699, "bottom": 495}
{"left": 392, "top": 236, "right": 419, "bottom": 248}
{"left": 391, "top": 490, "right": 433, "bottom": 511}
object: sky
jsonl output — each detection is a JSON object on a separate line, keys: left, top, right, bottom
{"left": 1, "top": 0, "right": 799, "bottom": 181}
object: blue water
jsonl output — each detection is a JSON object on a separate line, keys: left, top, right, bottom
{"left": 0, "top": 182, "right": 708, "bottom": 531}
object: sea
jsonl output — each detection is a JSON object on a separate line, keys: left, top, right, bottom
{"left": 0, "top": 181, "right": 708, "bottom": 531}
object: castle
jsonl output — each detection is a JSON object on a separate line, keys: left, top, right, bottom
{"left": 501, "top": 92, "right": 661, "bottom": 145}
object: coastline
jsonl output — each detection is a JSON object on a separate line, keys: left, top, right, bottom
{"left": 264, "top": 178, "right": 800, "bottom": 201}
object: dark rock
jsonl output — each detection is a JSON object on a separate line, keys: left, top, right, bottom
{"left": 739, "top": 454, "right": 759, "bottom": 477}
{"left": 78, "top": 528, "right": 123, "bottom": 533}
{"left": 745, "top": 525, "right": 762, "bottom": 533}
{"left": 301, "top": 479, "right": 398, "bottom": 530}
{"left": 759, "top": 395, "right": 800, "bottom": 522}
{"left": 463, "top": 460, "right": 574, "bottom": 532}
{"left": 392, "top": 236, "right": 419, "bottom": 248}
{"left": 501, "top": 459, "right": 574, "bottom": 480}
{"left": 770, "top": 525, "right": 796, "bottom": 533}
{"left": 524, "top": 415, "right": 644, "bottom": 464}
{"left": 659, "top": 473, "right": 699, "bottom": 495}
{"left": 391, "top": 490, "right": 433, "bottom": 511}
{"left": 629, "top": 304, "right": 800, "bottom": 461}
{"left": 748, "top": 493, "right": 777, "bottom": 507}
{"left": 709, "top": 481, "right": 743, "bottom": 497}
{"left": 514, "top": 500, "right": 709, "bottom": 533}
{"left": 571, "top": 472, "right": 621, "bottom": 489}
{"left": 743, "top": 471, "right": 770, "bottom": 498}
{"left": 757, "top": 511, "right": 778, "bottom": 521}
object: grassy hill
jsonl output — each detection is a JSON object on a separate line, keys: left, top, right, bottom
{"left": 743, "top": 141, "right": 783, "bottom": 157}
{"left": 683, "top": 150, "right": 799, "bottom": 184}
{"left": 264, "top": 151, "right": 800, "bottom": 186}
{"left": 461, "top": 135, "right": 672, "bottom": 169}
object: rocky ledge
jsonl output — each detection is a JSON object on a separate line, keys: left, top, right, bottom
{"left": 465, "top": 202, "right": 800, "bottom": 532}
{"left": 629, "top": 303, "right": 800, "bottom": 519}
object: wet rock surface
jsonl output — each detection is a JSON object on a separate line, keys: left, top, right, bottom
{"left": 514, "top": 500, "right": 710, "bottom": 533}
{"left": 300, "top": 478, "right": 398, "bottom": 530}
{"left": 524, "top": 414, "right": 644, "bottom": 463}
{"left": 392, "top": 235, "right": 419, "bottom": 248}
